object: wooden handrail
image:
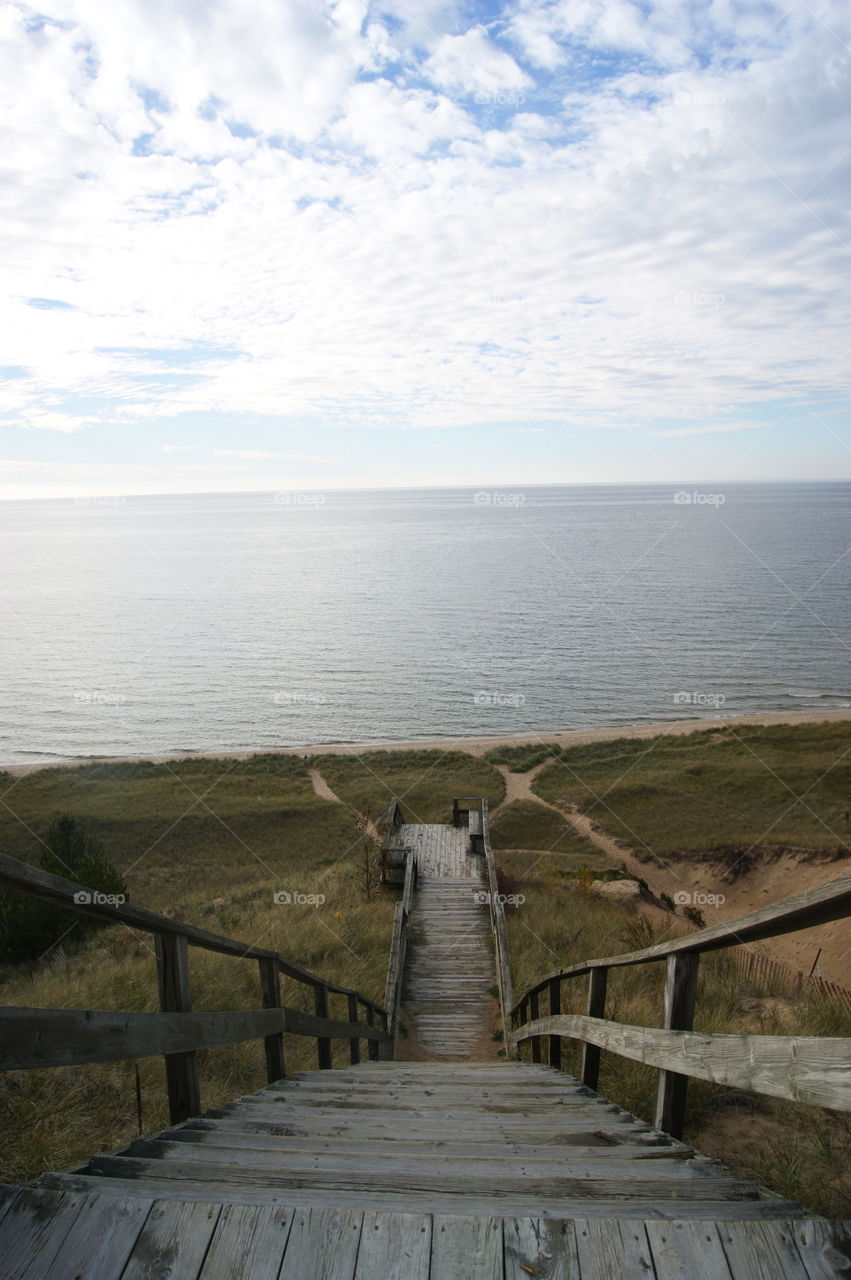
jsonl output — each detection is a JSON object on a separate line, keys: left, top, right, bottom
{"left": 383, "top": 848, "right": 417, "bottom": 1055}
{"left": 0, "top": 850, "right": 391, "bottom": 1122}
{"left": 479, "top": 799, "right": 515, "bottom": 1055}
{"left": 511, "top": 870, "right": 851, "bottom": 1012}
{"left": 0, "top": 851, "right": 385, "bottom": 1013}
{"left": 511, "top": 869, "right": 851, "bottom": 1138}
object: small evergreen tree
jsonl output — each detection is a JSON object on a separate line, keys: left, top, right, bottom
{"left": 0, "top": 816, "right": 128, "bottom": 966}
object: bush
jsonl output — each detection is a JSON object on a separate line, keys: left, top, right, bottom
{"left": 0, "top": 816, "right": 127, "bottom": 966}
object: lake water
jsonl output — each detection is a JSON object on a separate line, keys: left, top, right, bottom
{"left": 1, "top": 481, "right": 850, "bottom": 764}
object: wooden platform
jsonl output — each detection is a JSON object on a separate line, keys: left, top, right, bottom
{"left": 6, "top": 1063, "right": 848, "bottom": 1277}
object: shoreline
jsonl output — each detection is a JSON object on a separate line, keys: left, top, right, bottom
{"left": 3, "top": 707, "right": 851, "bottom": 777}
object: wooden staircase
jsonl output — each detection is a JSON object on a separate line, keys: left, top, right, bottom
{"left": 5, "top": 1060, "right": 840, "bottom": 1278}
{"left": 1, "top": 814, "right": 850, "bottom": 1277}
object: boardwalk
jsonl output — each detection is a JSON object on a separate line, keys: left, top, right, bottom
{"left": 396, "top": 821, "right": 497, "bottom": 1060}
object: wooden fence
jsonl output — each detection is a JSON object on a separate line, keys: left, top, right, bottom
{"left": 0, "top": 851, "right": 391, "bottom": 1124}
{"left": 510, "top": 870, "right": 851, "bottom": 1137}
{"left": 383, "top": 823, "right": 418, "bottom": 1055}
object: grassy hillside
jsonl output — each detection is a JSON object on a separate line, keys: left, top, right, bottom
{"left": 515, "top": 721, "right": 851, "bottom": 855}
{"left": 501, "top": 847, "right": 851, "bottom": 1218}
{"left": 312, "top": 749, "right": 504, "bottom": 823}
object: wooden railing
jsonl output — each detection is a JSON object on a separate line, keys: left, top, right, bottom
{"left": 475, "top": 798, "right": 515, "bottom": 1053}
{"left": 383, "top": 845, "right": 418, "bottom": 1055}
{"left": 0, "top": 851, "right": 391, "bottom": 1124}
{"left": 511, "top": 871, "right": 851, "bottom": 1137}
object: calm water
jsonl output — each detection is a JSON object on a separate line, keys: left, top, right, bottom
{"left": 1, "top": 482, "right": 850, "bottom": 764}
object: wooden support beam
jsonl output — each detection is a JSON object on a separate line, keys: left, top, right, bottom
{"left": 155, "top": 932, "right": 201, "bottom": 1123}
{"left": 580, "top": 966, "right": 609, "bottom": 1091}
{"left": 654, "top": 952, "right": 700, "bottom": 1138}
{"left": 548, "top": 977, "right": 562, "bottom": 1070}
{"left": 314, "top": 985, "right": 332, "bottom": 1069}
{"left": 529, "top": 991, "right": 541, "bottom": 1063}
{"left": 348, "top": 993, "right": 361, "bottom": 1065}
{"left": 258, "top": 956, "right": 285, "bottom": 1083}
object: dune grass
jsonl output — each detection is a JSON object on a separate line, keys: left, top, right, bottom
{"left": 488, "top": 800, "right": 618, "bottom": 883}
{"left": 526, "top": 722, "right": 851, "bottom": 855}
{"left": 500, "top": 847, "right": 851, "bottom": 1217}
{"left": 312, "top": 749, "right": 504, "bottom": 824}
{"left": 0, "top": 754, "right": 358, "bottom": 911}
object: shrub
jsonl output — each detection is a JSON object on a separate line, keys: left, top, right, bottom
{"left": 0, "top": 816, "right": 127, "bottom": 966}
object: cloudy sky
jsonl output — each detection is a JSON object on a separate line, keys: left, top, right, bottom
{"left": 2, "top": 0, "right": 850, "bottom": 498}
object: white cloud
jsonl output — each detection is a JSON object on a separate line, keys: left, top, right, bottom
{"left": 214, "top": 449, "right": 329, "bottom": 462}
{"left": 0, "top": 0, "right": 848, "bottom": 472}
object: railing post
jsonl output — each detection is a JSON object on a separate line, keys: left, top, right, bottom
{"left": 364, "top": 1004, "right": 378, "bottom": 1060}
{"left": 314, "top": 984, "right": 332, "bottom": 1069}
{"left": 654, "top": 952, "right": 700, "bottom": 1139}
{"left": 348, "top": 993, "right": 361, "bottom": 1065}
{"left": 528, "top": 990, "right": 541, "bottom": 1063}
{"left": 155, "top": 932, "right": 201, "bottom": 1123}
{"left": 377, "top": 1007, "right": 394, "bottom": 1060}
{"left": 548, "top": 977, "right": 561, "bottom": 1069}
{"left": 258, "top": 957, "right": 285, "bottom": 1083}
{"left": 580, "top": 966, "right": 608, "bottom": 1091}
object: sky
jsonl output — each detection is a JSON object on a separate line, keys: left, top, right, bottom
{"left": 1, "top": 0, "right": 850, "bottom": 499}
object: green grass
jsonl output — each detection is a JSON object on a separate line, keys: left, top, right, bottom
{"left": 501, "top": 847, "right": 851, "bottom": 1218}
{"left": 0, "top": 754, "right": 358, "bottom": 912}
{"left": 529, "top": 722, "right": 851, "bottom": 856}
{"left": 312, "top": 749, "right": 504, "bottom": 824}
{"left": 488, "top": 800, "right": 617, "bottom": 883}
{"left": 484, "top": 743, "right": 563, "bottom": 772}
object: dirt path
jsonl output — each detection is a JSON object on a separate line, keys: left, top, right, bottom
{"left": 307, "top": 766, "right": 343, "bottom": 804}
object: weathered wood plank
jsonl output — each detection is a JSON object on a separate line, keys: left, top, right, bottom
{"left": 574, "top": 1219, "right": 655, "bottom": 1279}
{"left": 39, "top": 1172, "right": 806, "bottom": 1219}
{"left": 431, "top": 1216, "right": 502, "bottom": 1279}
{"left": 278, "top": 1207, "right": 362, "bottom": 1278}
{"left": 793, "top": 1219, "right": 851, "bottom": 1279}
{"left": 39, "top": 1193, "right": 153, "bottom": 1280}
{"left": 120, "top": 1199, "right": 221, "bottom": 1280}
{"left": 644, "top": 1220, "right": 733, "bottom": 1279}
{"left": 511, "top": 1015, "right": 851, "bottom": 1113}
{"left": 353, "top": 1212, "right": 431, "bottom": 1279}
{"left": 1, "top": 1189, "right": 86, "bottom": 1280}
{"left": 716, "top": 1220, "right": 814, "bottom": 1279}
{"left": 198, "top": 1204, "right": 294, "bottom": 1280}
{"left": 503, "top": 1217, "right": 580, "bottom": 1278}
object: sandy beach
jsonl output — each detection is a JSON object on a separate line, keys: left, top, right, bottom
{"left": 4, "top": 707, "right": 851, "bottom": 776}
